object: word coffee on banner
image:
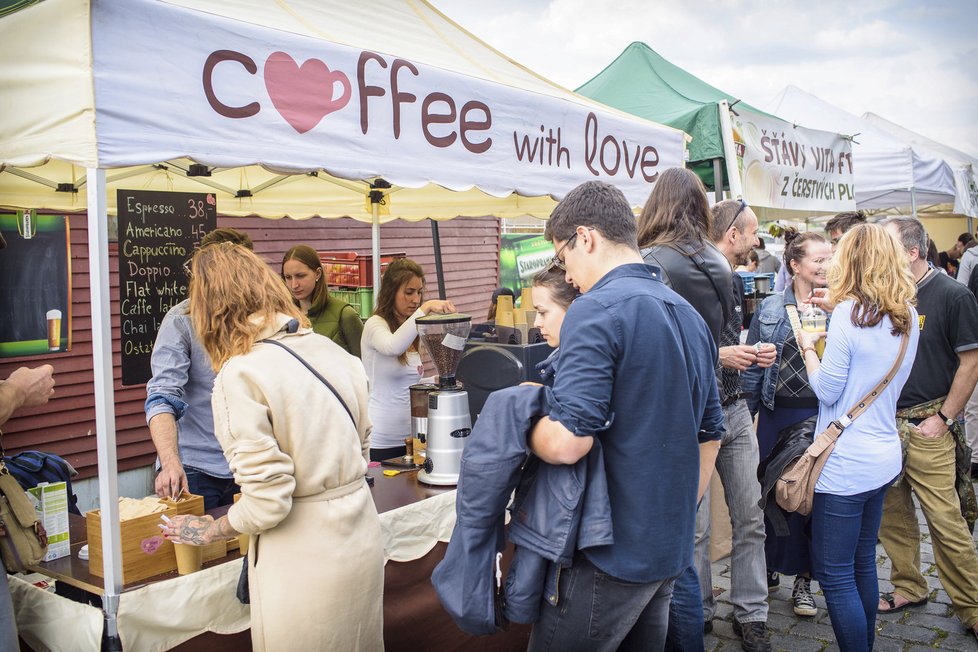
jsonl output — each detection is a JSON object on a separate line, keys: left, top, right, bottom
{"left": 91, "top": 0, "right": 685, "bottom": 207}
{"left": 117, "top": 190, "right": 216, "bottom": 386}
{"left": 731, "top": 109, "right": 856, "bottom": 212}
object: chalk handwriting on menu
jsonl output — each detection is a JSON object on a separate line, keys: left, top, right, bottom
{"left": 117, "top": 190, "right": 216, "bottom": 386}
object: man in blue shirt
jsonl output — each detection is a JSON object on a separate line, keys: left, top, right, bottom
{"left": 145, "top": 228, "right": 252, "bottom": 508}
{"left": 528, "top": 181, "right": 724, "bottom": 651}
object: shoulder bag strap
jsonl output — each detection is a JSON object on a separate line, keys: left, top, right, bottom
{"left": 260, "top": 339, "right": 357, "bottom": 428}
{"left": 786, "top": 303, "right": 910, "bottom": 432}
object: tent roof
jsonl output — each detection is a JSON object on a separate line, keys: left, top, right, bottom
{"left": 766, "top": 86, "right": 957, "bottom": 210}
{"left": 0, "top": 0, "right": 686, "bottom": 219}
{"left": 862, "top": 113, "right": 978, "bottom": 218}
{"left": 575, "top": 42, "right": 769, "bottom": 165}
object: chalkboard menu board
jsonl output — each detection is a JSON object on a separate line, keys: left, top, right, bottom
{"left": 118, "top": 190, "right": 216, "bottom": 386}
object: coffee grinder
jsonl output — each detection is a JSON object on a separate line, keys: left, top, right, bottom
{"left": 416, "top": 313, "right": 472, "bottom": 486}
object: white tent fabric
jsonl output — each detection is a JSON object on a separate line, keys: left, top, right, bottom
{"left": 0, "top": 0, "right": 686, "bottom": 215}
{"left": 862, "top": 113, "right": 978, "bottom": 219}
{"left": 766, "top": 86, "right": 956, "bottom": 211}
{"left": 0, "top": 1, "right": 688, "bottom": 643}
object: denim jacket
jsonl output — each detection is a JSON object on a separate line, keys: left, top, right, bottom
{"left": 431, "top": 385, "right": 612, "bottom": 635}
{"left": 742, "top": 286, "right": 798, "bottom": 415}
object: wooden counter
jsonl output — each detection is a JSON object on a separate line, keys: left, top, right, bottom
{"left": 25, "top": 468, "right": 530, "bottom": 651}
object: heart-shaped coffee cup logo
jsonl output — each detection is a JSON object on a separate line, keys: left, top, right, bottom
{"left": 264, "top": 52, "right": 351, "bottom": 134}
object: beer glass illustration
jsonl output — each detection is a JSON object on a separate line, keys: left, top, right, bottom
{"left": 47, "top": 309, "right": 62, "bottom": 351}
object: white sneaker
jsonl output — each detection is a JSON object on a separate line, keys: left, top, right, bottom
{"left": 792, "top": 576, "right": 817, "bottom": 617}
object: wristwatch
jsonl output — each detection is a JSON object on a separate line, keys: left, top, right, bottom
{"left": 937, "top": 410, "right": 955, "bottom": 428}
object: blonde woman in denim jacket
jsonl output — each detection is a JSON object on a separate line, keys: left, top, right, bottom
{"left": 741, "top": 228, "right": 831, "bottom": 617}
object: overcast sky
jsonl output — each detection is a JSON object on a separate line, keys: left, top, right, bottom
{"left": 431, "top": 0, "right": 978, "bottom": 158}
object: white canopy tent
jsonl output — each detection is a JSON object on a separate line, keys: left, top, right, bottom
{"left": 766, "top": 86, "right": 956, "bottom": 215}
{"left": 862, "top": 112, "right": 978, "bottom": 225}
{"left": 0, "top": 0, "right": 686, "bottom": 644}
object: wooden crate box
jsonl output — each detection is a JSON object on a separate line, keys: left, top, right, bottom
{"left": 86, "top": 504, "right": 178, "bottom": 584}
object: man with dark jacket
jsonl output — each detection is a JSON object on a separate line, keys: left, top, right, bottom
{"left": 682, "top": 198, "right": 777, "bottom": 651}
{"left": 528, "top": 180, "right": 723, "bottom": 651}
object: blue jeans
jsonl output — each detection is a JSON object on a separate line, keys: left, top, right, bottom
{"left": 185, "top": 467, "right": 239, "bottom": 510}
{"left": 664, "top": 565, "right": 704, "bottom": 652}
{"left": 528, "top": 555, "right": 676, "bottom": 652}
{"left": 811, "top": 482, "right": 892, "bottom": 652}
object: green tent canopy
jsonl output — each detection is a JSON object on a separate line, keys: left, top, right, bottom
{"left": 577, "top": 42, "right": 775, "bottom": 190}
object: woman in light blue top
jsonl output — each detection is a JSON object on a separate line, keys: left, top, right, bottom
{"left": 797, "top": 224, "right": 919, "bottom": 652}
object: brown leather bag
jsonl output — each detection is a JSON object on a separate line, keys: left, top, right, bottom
{"left": 776, "top": 309, "right": 909, "bottom": 515}
{"left": 0, "top": 458, "right": 48, "bottom": 572}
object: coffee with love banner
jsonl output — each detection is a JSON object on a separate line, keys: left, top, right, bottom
{"left": 91, "top": 0, "right": 685, "bottom": 206}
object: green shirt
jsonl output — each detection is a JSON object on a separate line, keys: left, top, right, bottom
{"left": 308, "top": 298, "right": 364, "bottom": 357}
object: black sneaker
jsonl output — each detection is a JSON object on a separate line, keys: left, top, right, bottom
{"left": 767, "top": 571, "right": 780, "bottom": 593}
{"left": 732, "top": 619, "right": 773, "bottom": 652}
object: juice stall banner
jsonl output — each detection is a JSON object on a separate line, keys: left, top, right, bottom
{"left": 90, "top": 0, "right": 684, "bottom": 208}
{"left": 731, "top": 108, "right": 856, "bottom": 212}
{"left": 0, "top": 212, "right": 71, "bottom": 358}
{"left": 500, "top": 234, "right": 553, "bottom": 295}
{"left": 117, "top": 190, "right": 216, "bottom": 386}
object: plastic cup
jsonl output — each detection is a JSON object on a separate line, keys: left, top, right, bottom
{"left": 173, "top": 543, "right": 203, "bottom": 575}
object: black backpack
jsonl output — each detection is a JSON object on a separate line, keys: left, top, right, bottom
{"left": 3, "top": 451, "right": 81, "bottom": 515}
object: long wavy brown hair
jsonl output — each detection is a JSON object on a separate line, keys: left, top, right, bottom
{"left": 636, "top": 167, "right": 712, "bottom": 252}
{"left": 828, "top": 224, "right": 916, "bottom": 336}
{"left": 190, "top": 243, "right": 307, "bottom": 371}
{"left": 373, "top": 258, "right": 425, "bottom": 365}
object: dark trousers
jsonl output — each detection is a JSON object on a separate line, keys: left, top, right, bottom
{"left": 528, "top": 554, "right": 676, "bottom": 652}
{"left": 185, "top": 467, "right": 239, "bottom": 510}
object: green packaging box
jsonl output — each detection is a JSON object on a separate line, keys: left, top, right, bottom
{"left": 27, "top": 481, "right": 70, "bottom": 562}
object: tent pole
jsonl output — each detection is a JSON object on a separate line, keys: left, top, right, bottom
{"left": 910, "top": 186, "right": 918, "bottom": 218}
{"left": 712, "top": 158, "right": 724, "bottom": 203}
{"left": 370, "top": 189, "right": 381, "bottom": 309}
{"left": 717, "top": 100, "right": 744, "bottom": 199}
{"left": 429, "top": 219, "right": 446, "bottom": 300}
{"left": 85, "top": 168, "right": 123, "bottom": 650}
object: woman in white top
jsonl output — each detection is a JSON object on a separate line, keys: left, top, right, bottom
{"left": 361, "top": 258, "right": 455, "bottom": 461}
{"left": 797, "top": 224, "right": 919, "bottom": 652}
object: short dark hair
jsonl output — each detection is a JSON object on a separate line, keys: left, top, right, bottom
{"left": 879, "top": 216, "right": 928, "bottom": 258}
{"left": 825, "top": 211, "right": 866, "bottom": 235}
{"left": 755, "top": 238, "right": 766, "bottom": 250}
{"left": 200, "top": 227, "right": 254, "bottom": 250}
{"left": 709, "top": 199, "right": 751, "bottom": 243}
{"left": 957, "top": 232, "right": 975, "bottom": 246}
{"left": 544, "top": 181, "right": 637, "bottom": 250}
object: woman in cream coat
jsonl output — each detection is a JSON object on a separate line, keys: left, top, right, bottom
{"left": 164, "top": 242, "right": 383, "bottom": 652}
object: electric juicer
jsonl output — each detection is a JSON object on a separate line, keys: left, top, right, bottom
{"left": 415, "top": 313, "right": 472, "bottom": 486}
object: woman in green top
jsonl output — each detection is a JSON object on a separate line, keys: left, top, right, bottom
{"left": 281, "top": 245, "right": 364, "bottom": 357}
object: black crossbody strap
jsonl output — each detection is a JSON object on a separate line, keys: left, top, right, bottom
{"left": 260, "top": 339, "right": 357, "bottom": 428}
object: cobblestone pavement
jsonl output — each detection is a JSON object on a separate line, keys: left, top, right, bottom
{"left": 705, "top": 482, "right": 978, "bottom": 651}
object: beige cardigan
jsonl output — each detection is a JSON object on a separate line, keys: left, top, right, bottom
{"left": 214, "top": 314, "right": 384, "bottom": 651}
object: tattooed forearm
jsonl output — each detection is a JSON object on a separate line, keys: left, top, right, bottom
{"left": 177, "top": 516, "right": 213, "bottom": 545}
{"left": 216, "top": 516, "right": 239, "bottom": 539}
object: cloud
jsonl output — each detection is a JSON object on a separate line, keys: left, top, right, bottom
{"left": 433, "top": 0, "right": 978, "bottom": 155}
